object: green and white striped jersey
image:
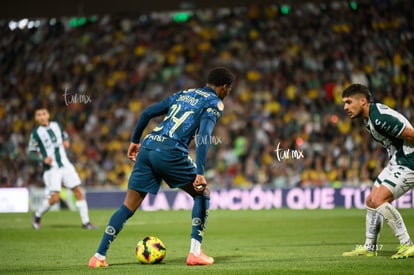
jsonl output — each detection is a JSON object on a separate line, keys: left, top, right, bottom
{"left": 366, "top": 103, "right": 414, "bottom": 169}
{"left": 28, "top": 121, "right": 71, "bottom": 170}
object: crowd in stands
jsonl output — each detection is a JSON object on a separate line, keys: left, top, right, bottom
{"left": 1, "top": 0, "right": 413, "bottom": 190}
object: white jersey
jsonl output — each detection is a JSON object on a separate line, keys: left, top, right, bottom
{"left": 365, "top": 103, "right": 414, "bottom": 169}
{"left": 28, "top": 121, "right": 72, "bottom": 170}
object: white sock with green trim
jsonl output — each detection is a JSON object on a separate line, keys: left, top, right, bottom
{"left": 364, "top": 207, "right": 383, "bottom": 251}
{"left": 377, "top": 202, "right": 412, "bottom": 245}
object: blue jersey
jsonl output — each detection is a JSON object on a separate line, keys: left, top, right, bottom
{"left": 131, "top": 86, "right": 224, "bottom": 174}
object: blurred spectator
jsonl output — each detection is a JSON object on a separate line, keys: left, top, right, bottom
{"left": 1, "top": 1, "right": 413, "bottom": 189}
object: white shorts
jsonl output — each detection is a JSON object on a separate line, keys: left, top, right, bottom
{"left": 374, "top": 159, "right": 414, "bottom": 200}
{"left": 43, "top": 164, "right": 81, "bottom": 196}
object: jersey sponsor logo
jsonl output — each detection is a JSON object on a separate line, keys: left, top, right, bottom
{"left": 182, "top": 88, "right": 211, "bottom": 98}
{"left": 380, "top": 121, "right": 391, "bottom": 132}
{"left": 146, "top": 134, "right": 166, "bottom": 142}
{"left": 374, "top": 119, "right": 393, "bottom": 133}
{"left": 390, "top": 125, "right": 400, "bottom": 135}
{"left": 41, "top": 137, "right": 52, "bottom": 148}
{"left": 207, "top": 107, "right": 221, "bottom": 118}
{"left": 194, "top": 89, "right": 211, "bottom": 98}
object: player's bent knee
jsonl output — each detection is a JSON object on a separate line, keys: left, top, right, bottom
{"left": 49, "top": 192, "right": 61, "bottom": 204}
{"left": 370, "top": 198, "right": 389, "bottom": 209}
{"left": 365, "top": 194, "right": 376, "bottom": 208}
{"left": 71, "top": 186, "right": 85, "bottom": 200}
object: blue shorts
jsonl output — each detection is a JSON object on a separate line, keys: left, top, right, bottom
{"left": 128, "top": 148, "right": 197, "bottom": 194}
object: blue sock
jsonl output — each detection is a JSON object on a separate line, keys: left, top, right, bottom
{"left": 191, "top": 196, "right": 210, "bottom": 242}
{"left": 97, "top": 204, "right": 134, "bottom": 256}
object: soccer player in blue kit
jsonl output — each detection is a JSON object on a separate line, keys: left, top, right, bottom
{"left": 88, "top": 67, "right": 234, "bottom": 267}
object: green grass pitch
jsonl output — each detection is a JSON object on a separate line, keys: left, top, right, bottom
{"left": 1, "top": 208, "right": 414, "bottom": 274}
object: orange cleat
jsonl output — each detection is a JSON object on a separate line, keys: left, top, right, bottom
{"left": 88, "top": 256, "right": 108, "bottom": 268}
{"left": 186, "top": 250, "right": 214, "bottom": 266}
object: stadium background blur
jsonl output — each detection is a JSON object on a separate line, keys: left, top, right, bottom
{"left": 0, "top": 0, "right": 413, "bottom": 192}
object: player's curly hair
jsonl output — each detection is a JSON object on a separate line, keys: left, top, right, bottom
{"left": 207, "top": 67, "right": 234, "bottom": 86}
{"left": 342, "top": 84, "right": 373, "bottom": 102}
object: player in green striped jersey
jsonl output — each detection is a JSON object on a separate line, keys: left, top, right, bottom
{"left": 341, "top": 84, "right": 414, "bottom": 259}
{"left": 28, "top": 106, "right": 97, "bottom": 230}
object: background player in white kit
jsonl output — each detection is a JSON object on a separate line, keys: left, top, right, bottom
{"left": 341, "top": 84, "right": 414, "bottom": 259}
{"left": 28, "top": 106, "right": 97, "bottom": 230}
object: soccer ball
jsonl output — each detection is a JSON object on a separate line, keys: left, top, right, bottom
{"left": 135, "top": 236, "right": 167, "bottom": 264}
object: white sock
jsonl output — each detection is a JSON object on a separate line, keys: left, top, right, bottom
{"left": 190, "top": 238, "right": 201, "bottom": 256}
{"left": 35, "top": 198, "right": 52, "bottom": 217}
{"left": 364, "top": 207, "right": 383, "bottom": 251}
{"left": 94, "top": 253, "right": 105, "bottom": 260}
{"left": 377, "top": 202, "right": 412, "bottom": 245}
{"left": 75, "top": 200, "right": 90, "bottom": 225}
